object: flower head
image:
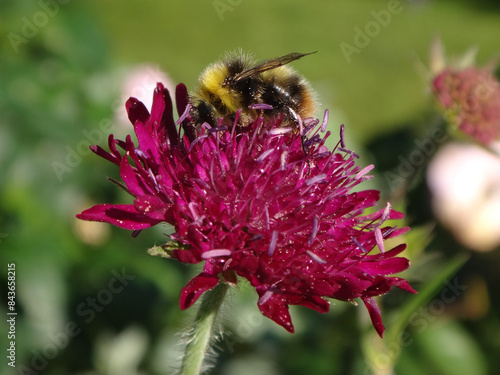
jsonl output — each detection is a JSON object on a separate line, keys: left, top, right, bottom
{"left": 430, "top": 39, "right": 500, "bottom": 145}
{"left": 77, "top": 82, "right": 415, "bottom": 337}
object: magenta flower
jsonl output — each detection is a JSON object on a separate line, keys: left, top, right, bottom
{"left": 433, "top": 67, "right": 500, "bottom": 145}
{"left": 77, "top": 82, "right": 415, "bottom": 337}
{"left": 429, "top": 39, "right": 500, "bottom": 145}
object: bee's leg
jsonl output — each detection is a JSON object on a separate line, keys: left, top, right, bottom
{"left": 189, "top": 101, "right": 219, "bottom": 136}
{"left": 287, "top": 107, "right": 308, "bottom": 154}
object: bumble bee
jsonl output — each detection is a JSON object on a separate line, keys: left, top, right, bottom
{"left": 190, "top": 51, "right": 317, "bottom": 128}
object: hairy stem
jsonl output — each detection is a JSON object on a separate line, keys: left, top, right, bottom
{"left": 179, "top": 282, "right": 229, "bottom": 375}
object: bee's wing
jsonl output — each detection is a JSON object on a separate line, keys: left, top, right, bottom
{"left": 231, "top": 51, "right": 316, "bottom": 82}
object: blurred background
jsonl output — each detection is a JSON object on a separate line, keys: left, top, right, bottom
{"left": 1, "top": 0, "right": 500, "bottom": 374}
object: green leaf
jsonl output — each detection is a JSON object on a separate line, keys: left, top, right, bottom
{"left": 147, "top": 240, "right": 190, "bottom": 259}
{"left": 411, "top": 320, "right": 487, "bottom": 375}
{"left": 386, "top": 252, "right": 469, "bottom": 343}
{"left": 362, "top": 253, "right": 469, "bottom": 373}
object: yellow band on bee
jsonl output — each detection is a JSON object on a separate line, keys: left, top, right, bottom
{"left": 200, "top": 64, "right": 240, "bottom": 114}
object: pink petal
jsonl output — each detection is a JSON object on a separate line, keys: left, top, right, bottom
{"left": 358, "top": 257, "right": 411, "bottom": 275}
{"left": 363, "top": 297, "right": 385, "bottom": 338}
{"left": 126, "top": 97, "right": 150, "bottom": 125}
{"left": 258, "top": 294, "right": 295, "bottom": 333}
{"left": 382, "top": 243, "right": 408, "bottom": 257}
{"left": 170, "top": 248, "right": 203, "bottom": 264}
{"left": 329, "top": 273, "right": 373, "bottom": 300}
{"left": 286, "top": 294, "right": 330, "bottom": 313}
{"left": 392, "top": 278, "right": 418, "bottom": 294}
{"left": 175, "top": 83, "right": 190, "bottom": 117}
{"left": 134, "top": 195, "right": 170, "bottom": 220}
{"left": 76, "top": 204, "right": 161, "bottom": 229}
{"left": 90, "top": 144, "right": 120, "bottom": 166}
{"left": 134, "top": 120, "right": 161, "bottom": 163}
{"left": 179, "top": 274, "right": 220, "bottom": 310}
{"left": 119, "top": 157, "right": 151, "bottom": 196}
{"left": 150, "top": 84, "right": 167, "bottom": 125}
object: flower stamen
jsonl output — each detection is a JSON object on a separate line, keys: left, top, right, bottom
{"left": 268, "top": 230, "right": 279, "bottom": 256}
{"left": 202, "top": 249, "right": 232, "bottom": 259}
{"left": 306, "top": 250, "right": 327, "bottom": 264}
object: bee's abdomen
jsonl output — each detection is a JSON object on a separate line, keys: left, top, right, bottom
{"left": 260, "top": 82, "right": 315, "bottom": 119}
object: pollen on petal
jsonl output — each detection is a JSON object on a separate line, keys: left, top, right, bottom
{"left": 381, "top": 202, "right": 392, "bottom": 222}
{"left": 280, "top": 148, "right": 288, "bottom": 170}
